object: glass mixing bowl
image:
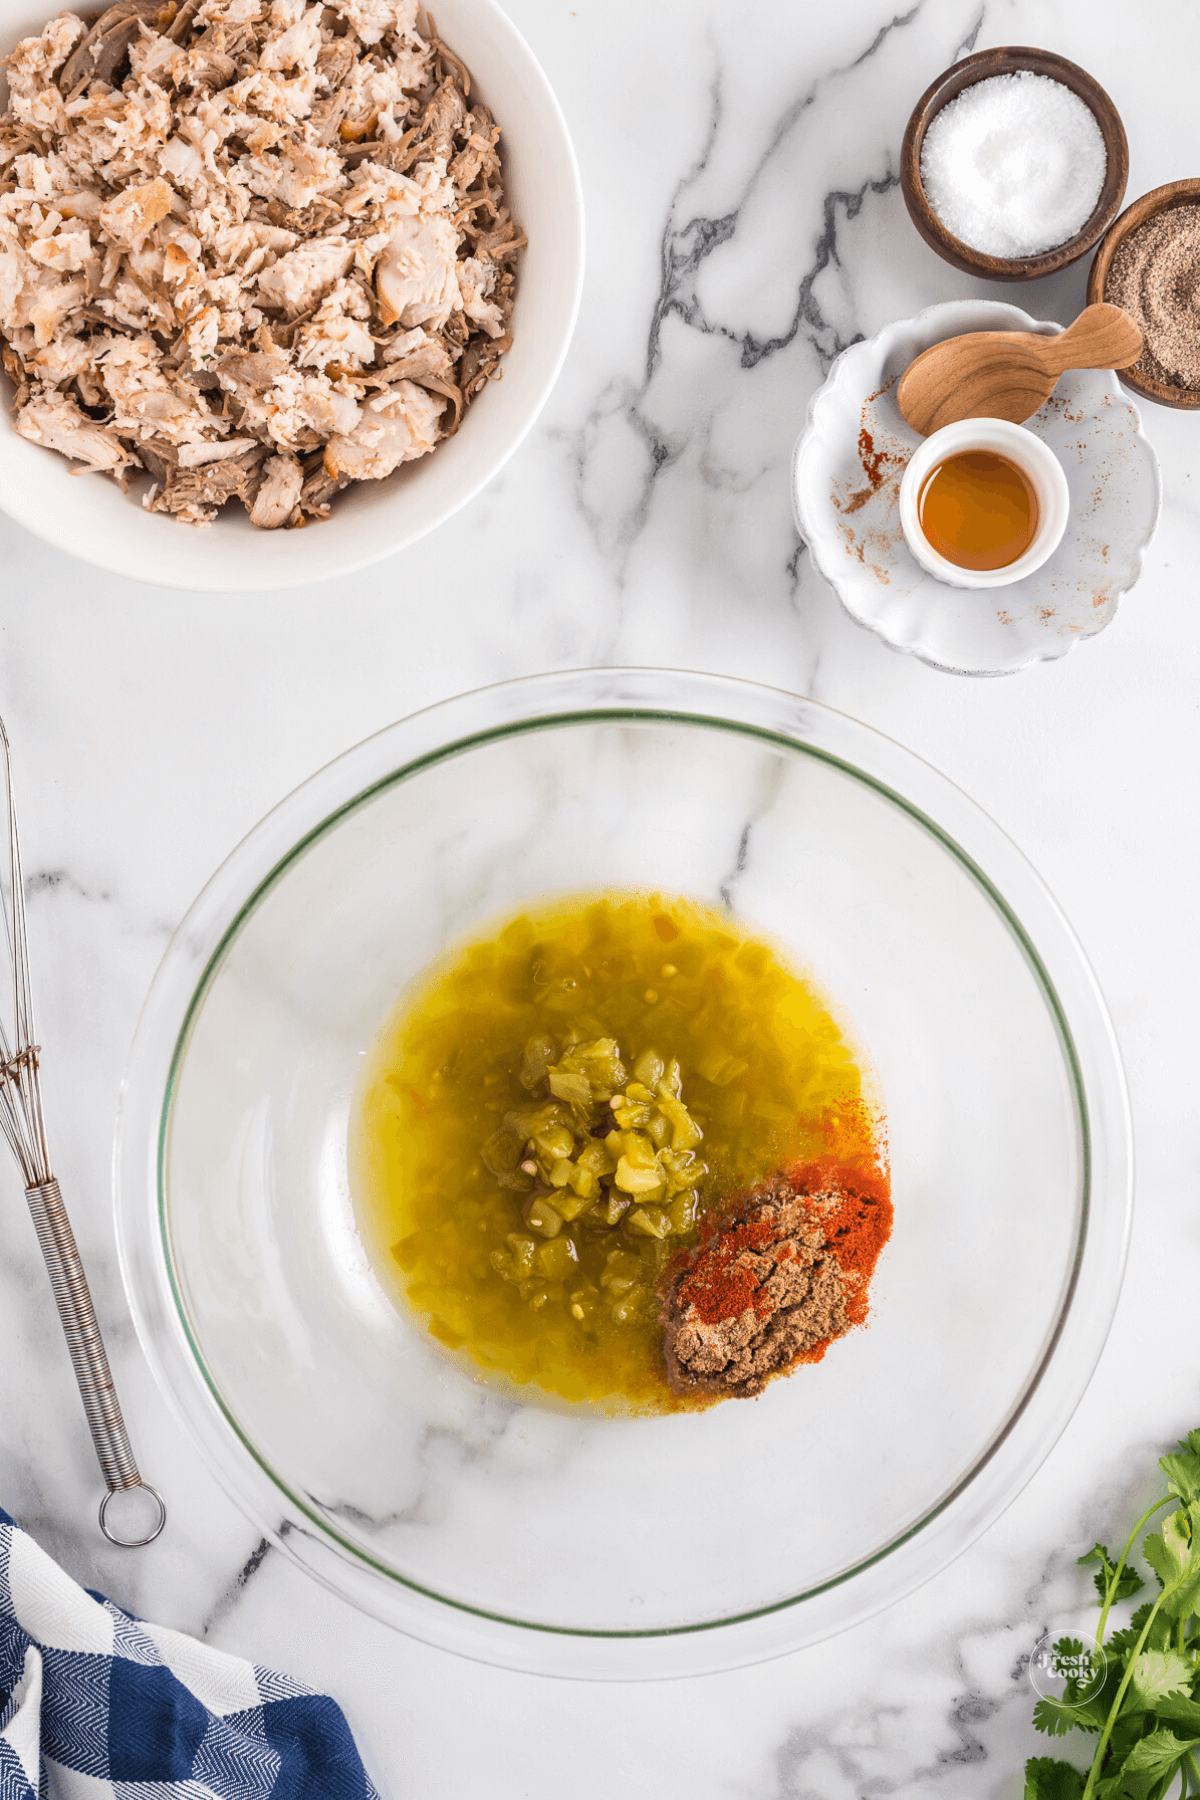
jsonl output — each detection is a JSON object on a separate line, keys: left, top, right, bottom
{"left": 115, "top": 669, "right": 1132, "bottom": 1676}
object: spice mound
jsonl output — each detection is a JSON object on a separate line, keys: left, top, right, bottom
{"left": 660, "top": 1167, "right": 891, "bottom": 1400}
{"left": 1106, "top": 204, "right": 1200, "bottom": 391}
{"left": 0, "top": 0, "right": 523, "bottom": 528}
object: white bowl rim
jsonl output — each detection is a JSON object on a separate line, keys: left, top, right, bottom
{"left": 113, "top": 666, "right": 1133, "bottom": 1677}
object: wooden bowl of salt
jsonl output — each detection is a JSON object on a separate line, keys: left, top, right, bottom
{"left": 901, "top": 46, "right": 1128, "bottom": 281}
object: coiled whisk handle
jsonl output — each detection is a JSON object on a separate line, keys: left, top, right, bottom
{"left": 24, "top": 1178, "right": 166, "bottom": 1547}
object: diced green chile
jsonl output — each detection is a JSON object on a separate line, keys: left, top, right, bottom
{"left": 484, "top": 1036, "right": 707, "bottom": 1320}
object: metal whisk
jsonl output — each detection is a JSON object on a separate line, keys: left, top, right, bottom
{"left": 0, "top": 717, "right": 164, "bottom": 1547}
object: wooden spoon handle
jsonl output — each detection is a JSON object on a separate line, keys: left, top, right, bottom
{"left": 1042, "top": 303, "right": 1143, "bottom": 375}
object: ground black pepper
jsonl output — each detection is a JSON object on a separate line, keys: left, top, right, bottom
{"left": 1107, "top": 204, "right": 1200, "bottom": 390}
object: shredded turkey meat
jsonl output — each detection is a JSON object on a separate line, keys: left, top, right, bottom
{"left": 0, "top": 0, "right": 522, "bottom": 526}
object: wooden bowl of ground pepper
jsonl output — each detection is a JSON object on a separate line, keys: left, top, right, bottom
{"left": 1088, "top": 179, "right": 1200, "bottom": 409}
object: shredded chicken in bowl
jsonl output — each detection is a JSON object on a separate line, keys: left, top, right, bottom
{"left": 0, "top": 0, "right": 523, "bottom": 527}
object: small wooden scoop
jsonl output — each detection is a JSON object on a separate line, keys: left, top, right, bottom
{"left": 897, "top": 304, "right": 1143, "bottom": 437}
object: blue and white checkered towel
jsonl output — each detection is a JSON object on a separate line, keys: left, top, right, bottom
{"left": 0, "top": 1508, "right": 379, "bottom": 1799}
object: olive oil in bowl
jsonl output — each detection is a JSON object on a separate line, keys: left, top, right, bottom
{"left": 350, "top": 890, "right": 882, "bottom": 1413}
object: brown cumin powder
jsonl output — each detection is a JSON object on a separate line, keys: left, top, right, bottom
{"left": 659, "top": 1163, "right": 892, "bottom": 1399}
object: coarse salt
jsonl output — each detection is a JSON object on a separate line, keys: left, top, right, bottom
{"left": 920, "top": 71, "right": 1107, "bottom": 259}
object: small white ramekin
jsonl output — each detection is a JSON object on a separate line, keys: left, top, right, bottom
{"left": 898, "top": 418, "right": 1071, "bottom": 589}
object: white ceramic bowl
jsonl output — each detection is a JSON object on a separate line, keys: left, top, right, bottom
{"left": 898, "top": 419, "right": 1070, "bottom": 589}
{"left": 0, "top": 0, "right": 584, "bottom": 592}
{"left": 792, "top": 301, "right": 1162, "bottom": 676}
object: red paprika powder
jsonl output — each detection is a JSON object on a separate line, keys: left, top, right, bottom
{"left": 660, "top": 1155, "right": 892, "bottom": 1393}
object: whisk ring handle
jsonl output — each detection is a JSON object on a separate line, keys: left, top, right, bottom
{"left": 25, "top": 1178, "right": 166, "bottom": 1545}
{"left": 99, "top": 1483, "right": 167, "bottom": 1548}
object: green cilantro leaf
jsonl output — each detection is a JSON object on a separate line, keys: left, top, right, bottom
{"left": 1150, "top": 1693, "right": 1200, "bottom": 1733}
{"left": 1024, "top": 1756, "right": 1086, "bottom": 1800}
{"left": 1100, "top": 1728, "right": 1196, "bottom": 1799}
{"left": 1080, "top": 1544, "right": 1145, "bottom": 1606}
{"left": 1127, "top": 1647, "right": 1194, "bottom": 1710}
{"left": 1160, "top": 1433, "right": 1200, "bottom": 1506}
{"left": 1033, "top": 1697, "right": 1105, "bottom": 1738}
{"left": 1108, "top": 1602, "right": 1171, "bottom": 1661}
{"left": 1143, "top": 1510, "right": 1200, "bottom": 1619}
{"left": 1142, "top": 1511, "right": 1188, "bottom": 1591}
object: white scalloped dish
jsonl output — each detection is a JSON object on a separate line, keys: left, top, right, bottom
{"left": 792, "top": 301, "right": 1162, "bottom": 676}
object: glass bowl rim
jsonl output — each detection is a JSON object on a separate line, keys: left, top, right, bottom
{"left": 114, "top": 667, "right": 1133, "bottom": 1676}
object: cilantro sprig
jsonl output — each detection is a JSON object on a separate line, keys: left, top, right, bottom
{"left": 1027, "top": 1430, "right": 1200, "bottom": 1800}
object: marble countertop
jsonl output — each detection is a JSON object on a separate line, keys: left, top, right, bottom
{"left": 1, "top": 0, "right": 1198, "bottom": 1792}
